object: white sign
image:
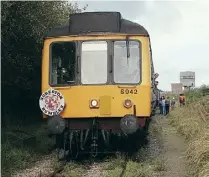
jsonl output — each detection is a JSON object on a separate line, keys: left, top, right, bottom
{"left": 39, "top": 88, "right": 65, "bottom": 116}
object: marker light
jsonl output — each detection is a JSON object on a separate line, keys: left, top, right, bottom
{"left": 90, "top": 99, "right": 98, "bottom": 107}
{"left": 124, "top": 99, "right": 132, "bottom": 108}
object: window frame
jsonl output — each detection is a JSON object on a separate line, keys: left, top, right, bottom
{"left": 112, "top": 39, "right": 142, "bottom": 85}
{"left": 48, "top": 39, "right": 143, "bottom": 87}
{"left": 49, "top": 41, "right": 78, "bottom": 87}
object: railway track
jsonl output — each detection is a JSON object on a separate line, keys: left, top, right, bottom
{"left": 119, "top": 154, "right": 128, "bottom": 177}
{"left": 46, "top": 152, "right": 130, "bottom": 177}
{"left": 47, "top": 160, "right": 67, "bottom": 177}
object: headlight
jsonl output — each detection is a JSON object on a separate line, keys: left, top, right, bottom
{"left": 124, "top": 99, "right": 132, "bottom": 108}
{"left": 90, "top": 99, "right": 98, "bottom": 107}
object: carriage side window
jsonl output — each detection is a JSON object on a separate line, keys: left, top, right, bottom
{"left": 113, "top": 41, "right": 140, "bottom": 84}
{"left": 50, "top": 42, "right": 76, "bottom": 85}
{"left": 81, "top": 41, "right": 108, "bottom": 84}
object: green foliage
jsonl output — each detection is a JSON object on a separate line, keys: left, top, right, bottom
{"left": 200, "top": 85, "right": 209, "bottom": 96}
{"left": 1, "top": 141, "right": 33, "bottom": 177}
{"left": 1, "top": 1, "right": 87, "bottom": 125}
{"left": 1, "top": 124, "right": 55, "bottom": 177}
{"left": 184, "top": 85, "right": 209, "bottom": 104}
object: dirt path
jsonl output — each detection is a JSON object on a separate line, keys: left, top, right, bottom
{"left": 150, "top": 115, "right": 188, "bottom": 177}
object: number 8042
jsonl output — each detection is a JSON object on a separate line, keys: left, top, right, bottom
{"left": 120, "top": 89, "right": 138, "bottom": 94}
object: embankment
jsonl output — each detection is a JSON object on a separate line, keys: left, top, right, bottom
{"left": 169, "top": 94, "right": 209, "bottom": 177}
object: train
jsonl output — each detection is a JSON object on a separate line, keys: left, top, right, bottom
{"left": 39, "top": 12, "right": 159, "bottom": 159}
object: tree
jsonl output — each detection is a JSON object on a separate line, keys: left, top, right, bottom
{"left": 1, "top": 1, "right": 87, "bottom": 125}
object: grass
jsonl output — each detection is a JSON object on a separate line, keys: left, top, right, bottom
{"left": 1, "top": 122, "right": 55, "bottom": 177}
{"left": 151, "top": 158, "right": 166, "bottom": 172}
{"left": 100, "top": 155, "right": 165, "bottom": 177}
{"left": 101, "top": 157, "right": 153, "bottom": 177}
{"left": 168, "top": 87, "right": 209, "bottom": 177}
{"left": 149, "top": 118, "right": 163, "bottom": 136}
{"left": 61, "top": 162, "right": 89, "bottom": 177}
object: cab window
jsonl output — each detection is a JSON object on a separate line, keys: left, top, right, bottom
{"left": 81, "top": 41, "right": 108, "bottom": 84}
{"left": 113, "top": 41, "right": 140, "bottom": 84}
{"left": 50, "top": 42, "right": 76, "bottom": 85}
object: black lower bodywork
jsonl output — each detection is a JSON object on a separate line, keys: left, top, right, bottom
{"left": 48, "top": 115, "right": 151, "bottom": 160}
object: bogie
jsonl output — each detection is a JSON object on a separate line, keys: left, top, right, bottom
{"left": 52, "top": 117, "right": 150, "bottom": 160}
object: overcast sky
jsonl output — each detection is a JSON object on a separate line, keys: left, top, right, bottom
{"left": 77, "top": 0, "right": 209, "bottom": 91}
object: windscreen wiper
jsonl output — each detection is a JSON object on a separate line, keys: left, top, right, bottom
{"left": 126, "top": 36, "right": 130, "bottom": 64}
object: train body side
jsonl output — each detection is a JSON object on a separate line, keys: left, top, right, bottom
{"left": 41, "top": 35, "right": 152, "bottom": 120}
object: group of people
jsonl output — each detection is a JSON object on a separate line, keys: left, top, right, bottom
{"left": 158, "top": 93, "right": 186, "bottom": 116}
{"left": 158, "top": 96, "right": 175, "bottom": 116}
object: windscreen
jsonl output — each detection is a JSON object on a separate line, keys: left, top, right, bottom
{"left": 113, "top": 41, "right": 140, "bottom": 84}
{"left": 81, "top": 41, "right": 108, "bottom": 84}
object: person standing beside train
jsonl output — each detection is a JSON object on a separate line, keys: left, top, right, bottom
{"left": 171, "top": 97, "right": 175, "bottom": 109}
{"left": 161, "top": 96, "right": 166, "bottom": 116}
{"left": 165, "top": 96, "right": 171, "bottom": 115}
{"left": 159, "top": 97, "right": 163, "bottom": 114}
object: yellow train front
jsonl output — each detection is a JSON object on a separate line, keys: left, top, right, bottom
{"left": 40, "top": 12, "right": 157, "bottom": 159}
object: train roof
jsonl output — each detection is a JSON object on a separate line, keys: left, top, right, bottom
{"left": 46, "top": 12, "right": 149, "bottom": 37}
